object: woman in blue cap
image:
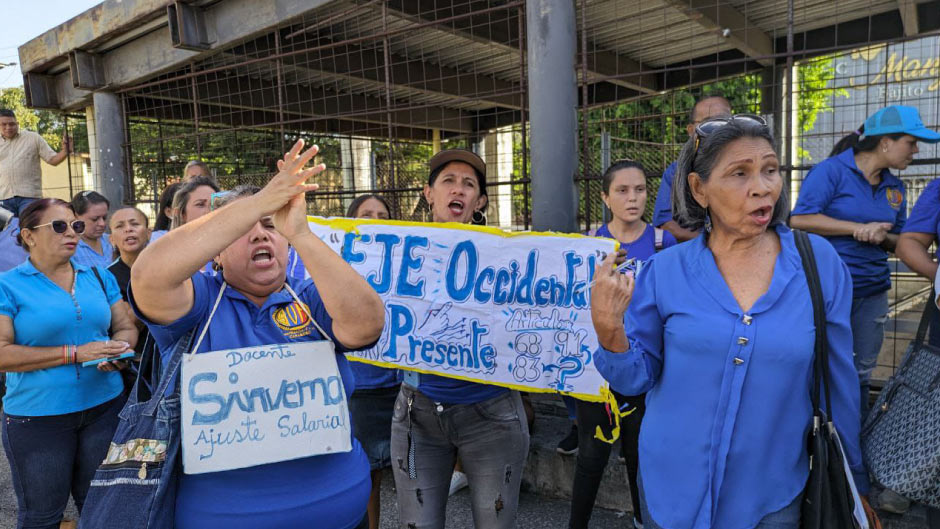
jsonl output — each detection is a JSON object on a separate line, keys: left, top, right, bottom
{"left": 791, "top": 105, "right": 938, "bottom": 421}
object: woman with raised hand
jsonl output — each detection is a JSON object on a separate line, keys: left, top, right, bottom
{"left": 568, "top": 160, "right": 676, "bottom": 529}
{"left": 71, "top": 190, "right": 114, "bottom": 269}
{"left": 128, "top": 140, "right": 384, "bottom": 529}
{"left": 346, "top": 194, "right": 397, "bottom": 529}
{"left": 591, "top": 116, "right": 879, "bottom": 528}
{"left": 0, "top": 198, "right": 136, "bottom": 529}
{"left": 390, "top": 149, "right": 530, "bottom": 529}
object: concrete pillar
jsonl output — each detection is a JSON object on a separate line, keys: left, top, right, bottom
{"left": 480, "top": 128, "right": 515, "bottom": 229}
{"left": 526, "top": 0, "right": 578, "bottom": 232}
{"left": 83, "top": 106, "right": 97, "bottom": 193}
{"left": 340, "top": 137, "right": 373, "bottom": 210}
{"left": 432, "top": 129, "right": 442, "bottom": 155}
{"left": 91, "top": 92, "right": 127, "bottom": 210}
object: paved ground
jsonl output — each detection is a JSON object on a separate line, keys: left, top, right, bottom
{"left": 0, "top": 453, "right": 935, "bottom": 529}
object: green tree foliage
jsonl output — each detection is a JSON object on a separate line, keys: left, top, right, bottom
{"left": 796, "top": 56, "right": 849, "bottom": 161}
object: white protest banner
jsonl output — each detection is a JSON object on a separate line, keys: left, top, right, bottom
{"left": 306, "top": 217, "right": 619, "bottom": 402}
{"left": 180, "top": 340, "right": 351, "bottom": 474}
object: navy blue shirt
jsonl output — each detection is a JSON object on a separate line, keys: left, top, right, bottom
{"left": 652, "top": 162, "right": 678, "bottom": 228}
{"left": 595, "top": 224, "right": 867, "bottom": 528}
{"left": 594, "top": 223, "right": 677, "bottom": 261}
{"left": 902, "top": 178, "right": 940, "bottom": 249}
{"left": 792, "top": 148, "right": 906, "bottom": 298}
{"left": 130, "top": 273, "right": 371, "bottom": 529}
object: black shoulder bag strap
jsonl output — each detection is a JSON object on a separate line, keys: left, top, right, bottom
{"left": 793, "top": 230, "right": 833, "bottom": 422}
{"left": 90, "top": 266, "right": 107, "bottom": 295}
{"left": 912, "top": 287, "right": 937, "bottom": 349}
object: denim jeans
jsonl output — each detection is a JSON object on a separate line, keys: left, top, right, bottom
{"left": 0, "top": 196, "right": 39, "bottom": 217}
{"left": 568, "top": 391, "right": 643, "bottom": 529}
{"left": 390, "top": 385, "right": 530, "bottom": 529}
{"left": 851, "top": 291, "right": 889, "bottom": 419}
{"left": 3, "top": 395, "right": 123, "bottom": 529}
{"left": 638, "top": 472, "right": 801, "bottom": 528}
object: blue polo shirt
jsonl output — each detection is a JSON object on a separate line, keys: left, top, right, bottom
{"left": 0, "top": 259, "right": 124, "bottom": 416}
{"left": 73, "top": 233, "right": 114, "bottom": 269}
{"left": 0, "top": 218, "right": 28, "bottom": 273}
{"left": 792, "top": 148, "right": 906, "bottom": 298}
{"left": 594, "top": 223, "right": 677, "bottom": 260}
{"left": 350, "top": 361, "right": 399, "bottom": 390}
{"left": 130, "top": 272, "right": 370, "bottom": 529}
{"left": 652, "top": 162, "right": 678, "bottom": 227}
{"left": 595, "top": 224, "right": 867, "bottom": 528}
{"left": 902, "top": 178, "right": 940, "bottom": 248}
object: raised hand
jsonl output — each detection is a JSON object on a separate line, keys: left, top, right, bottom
{"left": 590, "top": 251, "right": 635, "bottom": 328}
{"left": 255, "top": 139, "right": 325, "bottom": 217}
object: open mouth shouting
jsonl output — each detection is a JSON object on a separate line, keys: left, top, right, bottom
{"left": 749, "top": 205, "right": 773, "bottom": 226}
{"left": 448, "top": 200, "right": 465, "bottom": 218}
{"left": 251, "top": 247, "right": 276, "bottom": 268}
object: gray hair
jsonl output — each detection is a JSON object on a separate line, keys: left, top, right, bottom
{"left": 170, "top": 175, "right": 220, "bottom": 229}
{"left": 671, "top": 119, "right": 788, "bottom": 232}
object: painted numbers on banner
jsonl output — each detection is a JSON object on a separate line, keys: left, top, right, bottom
{"left": 306, "top": 217, "right": 618, "bottom": 401}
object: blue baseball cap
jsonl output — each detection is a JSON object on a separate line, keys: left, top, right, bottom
{"left": 861, "top": 105, "right": 940, "bottom": 143}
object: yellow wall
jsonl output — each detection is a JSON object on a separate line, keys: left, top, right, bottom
{"left": 41, "top": 154, "right": 91, "bottom": 202}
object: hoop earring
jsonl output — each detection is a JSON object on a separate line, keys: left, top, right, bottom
{"left": 472, "top": 209, "right": 487, "bottom": 225}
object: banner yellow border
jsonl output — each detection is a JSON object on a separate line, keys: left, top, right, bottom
{"left": 306, "top": 215, "right": 618, "bottom": 403}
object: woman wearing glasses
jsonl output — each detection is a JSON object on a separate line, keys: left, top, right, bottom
{"left": 0, "top": 198, "right": 137, "bottom": 529}
{"left": 591, "top": 116, "right": 879, "bottom": 528}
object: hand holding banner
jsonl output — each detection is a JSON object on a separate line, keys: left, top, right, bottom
{"left": 307, "top": 217, "right": 618, "bottom": 402}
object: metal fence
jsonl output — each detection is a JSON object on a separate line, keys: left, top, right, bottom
{"left": 54, "top": 0, "right": 940, "bottom": 382}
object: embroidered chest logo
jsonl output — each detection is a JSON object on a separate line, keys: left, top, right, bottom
{"left": 886, "top": 188, "right": 903, "bottom": 210}
{"left": 272, "top": 301, "right": 313, "bottom": 339}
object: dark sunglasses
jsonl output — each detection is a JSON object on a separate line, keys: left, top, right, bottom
{"left": 692, "top": 114, "right": 769, "bottom": 160}
{"left": 32, "top": 220, "right": 86, "bottom": 234}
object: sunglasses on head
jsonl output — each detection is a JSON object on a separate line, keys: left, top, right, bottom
{"left": 692, "top": 114, "right": 768, "bottom": 160}
{"left": 32, "top": 220, "right": 85, "bottom": 234}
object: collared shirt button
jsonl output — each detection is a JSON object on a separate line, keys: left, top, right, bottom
{"left": 436, "top": 404, "right": 444, "bottom": 413}
{"left": 737, "top": 337, "right": 749, "bottom": 345}
{"left": 733, "top": 357, "right": 744, "bottom": 365}
{"left": 743, "top": 314, "right": 753, "bottom": 325}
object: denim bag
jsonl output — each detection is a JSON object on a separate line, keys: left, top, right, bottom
{"left": 77, "top": 328, "right": 195, "bottom": 529}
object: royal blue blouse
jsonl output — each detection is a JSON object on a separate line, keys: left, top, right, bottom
{"left": 595, "top": 224, "right": 867, "bottom": 529}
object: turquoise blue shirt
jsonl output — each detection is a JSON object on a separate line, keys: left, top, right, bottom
{"left": 130, "top": 272, "right": 371, "bottom": 529}
{"left": 73, "top": 233, "right": 114, "bottom": 269}
{"left": 595, "top": 224, "right": 868, "bottom": 529}
{"left": 792, "top": 148, "right": 907, "bottom": 298}
{"left": 0, "top": 259, "right": 124, "bottom": 415}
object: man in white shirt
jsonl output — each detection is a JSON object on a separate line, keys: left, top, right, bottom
{"left": 0, "top": 108, "right": 72, "bottom": 216}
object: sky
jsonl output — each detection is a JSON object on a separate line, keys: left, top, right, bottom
{"left": 0, "top": 0, "right": 103, "bottom": 88}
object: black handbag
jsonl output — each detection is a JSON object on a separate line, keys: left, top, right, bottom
{"left": 794, "top": 230, "right": 866, "bottom": 529}
{"left": 862, "top": 290, "right": 940, "bottom": 507}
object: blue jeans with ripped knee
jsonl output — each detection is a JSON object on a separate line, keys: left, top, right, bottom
{"left": 390, "top": 384, "right": 529, "bottom": 529}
